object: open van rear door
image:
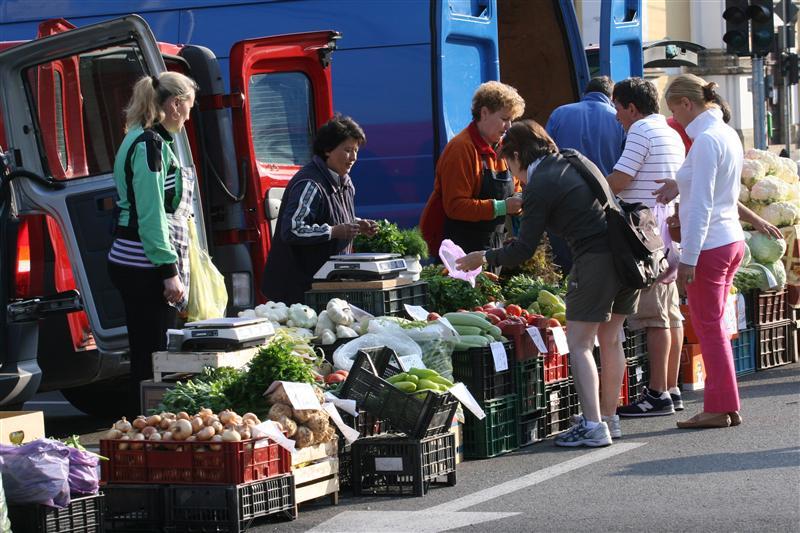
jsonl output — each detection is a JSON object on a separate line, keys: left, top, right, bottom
{"left": 0, "top": 15, "right": 200, "bottom": 354}
{"left": 600, "top": 0, "right": 644, "bottom": 80}
{"left": 229, "top": 31, "right": 338, "bottom": 299}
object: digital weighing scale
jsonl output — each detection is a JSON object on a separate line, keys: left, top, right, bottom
{"left": 181, "top": 317, "right": 275, "bottom": 351}
{"left": 313, "top": 253, "right": 408, "bottom": 281}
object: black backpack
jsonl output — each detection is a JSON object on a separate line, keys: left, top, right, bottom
{"left": 561, "top": 150, "right": 668, "bottom": 290}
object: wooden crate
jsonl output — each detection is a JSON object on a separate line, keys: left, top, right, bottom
{"left": 151, "top": 346, "right": 260, "bottom": 382}
{"left": 293, "top": 457, "right": 339, "bottom": 506}
{"left": 292, "top": 439, "right": 338, "bottom": 467}
{"left": 311, "top": 277, "right": 411, "bottom": 290}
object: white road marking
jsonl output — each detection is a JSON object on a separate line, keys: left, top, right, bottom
{"left": 428, "top": 442, "right": 646, "bottom": 512}
{"left": 310, "top": 442, "right": 645, "bottom": 532}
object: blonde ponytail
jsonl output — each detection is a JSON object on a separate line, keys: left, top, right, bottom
{"left": 124, "top": 72, "right": 198, "bottom": 130}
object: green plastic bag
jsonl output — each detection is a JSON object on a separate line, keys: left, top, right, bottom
{"left": 186, "top": 220, "right": 228, "bottom": 322}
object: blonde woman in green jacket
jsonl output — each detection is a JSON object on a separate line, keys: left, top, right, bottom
{"left": 107, "top": 71, "right": 197, "bottom": 415}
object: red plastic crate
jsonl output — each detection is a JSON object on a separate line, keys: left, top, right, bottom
{"left": 100, "top": 437, "right": 291, "bottom": 485}
{"left": 499, "top": 323, "right": 539, "bottom": 361}
{"left": 542, "top": 351, "right": 569, "bottom": 384}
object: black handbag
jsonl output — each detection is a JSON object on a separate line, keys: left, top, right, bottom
{"left": 561, "top": 149, "right": 668, "bottom": 289}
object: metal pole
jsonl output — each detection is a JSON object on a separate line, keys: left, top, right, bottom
{"left": 782, "top": 0, "right": 795, "bottom": 157}
{"left": 753, "top": 56, "right": 767, "bottom": 150}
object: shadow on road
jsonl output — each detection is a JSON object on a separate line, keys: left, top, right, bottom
{"left": 614, "top": 446, "right": 800, "bottom": 476}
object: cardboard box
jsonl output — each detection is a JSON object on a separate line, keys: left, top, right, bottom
{"left": 140, "top": 379, "right": 179, "bottom": 414}
{"left": 680, "top": 344, "right": 705, "bottom": 391}
{"left": 0, "top": 411, "right": 44, "bottom": 444}
{"left": 450, "top": 419, "right": 463, "bottom": 464}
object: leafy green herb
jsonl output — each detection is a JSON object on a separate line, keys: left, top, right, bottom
{"left": 156, "top": 366, "right": 244, "bottom": 415}
{"left": 353, "top": 219, "right": 406, "bottom": 255}
{"left": 400, "top": 227, "right": 429, "bottom": 258}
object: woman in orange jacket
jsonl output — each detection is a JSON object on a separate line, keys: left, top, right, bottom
{"left": 420, "top": 81, "right": 525, "bottom": 255}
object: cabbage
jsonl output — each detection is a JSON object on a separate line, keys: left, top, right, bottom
{"left": 734, "top": 263, "right": 777, "bottom": 292}
{"left": 741, "top": 242, "right": 751, "bottom": 268}
{"left": 748, "top": 233, "right": 787, "bottom": 263}
{"left": 765, "top": 260, "right": 787, "bottom": 288}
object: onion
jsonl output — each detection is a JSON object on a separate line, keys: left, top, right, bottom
{"left": 148, "top": 432, "right": 162, "bottom": 441}
{"left": 198, "top": 408, "right": 213, "bottom": 419}
{"left": 242, "top": 413, "right": 261, "bottom": 425}
{"left": 204, "top": 415, "right": 220, "bottom": 427}
{"left": 190, "top": 417, "right": 204, "bottom": 434}
{"left": 185, "top": 435, "right": 197, "bottom": 442}
{"left": 210, "top": 421, "right": 223, "bottom": 435}
{"left": 162, "top": 431, "right": 173, "bottom": 441}
{"left": 177, "top": 411, "right": 190, "bottom": 421}
{"left": 209, "top": 435, "right": 223, "bottom": 451}
{"left": 118, "top": 434, "right": 131, "bottom": 450}
{"left": 237, "top": 424, "right": 251, "bottom": 440}
{"left": 222, "top": 429, "right": 241, "bottom": 442}
{"left": 132, "top": 416, "right": 147, "bottom": 430}
{"left": 130, "top": 432, "right": 145, "bottom": 450}
{"left": 196, "top": 426, "right": 215, "bottom": 441}
{"left": 146, "top": 414, "right": 162, "bottom": 427}
{"left": 171, "top": 419, "right": 193, "bottom": 441}
{"left": 113, "top": 417, "right": 132, "bottom": 433}
{"left": 219, "top": 410, "right": 235, "bottom": 425}
{"left": 141, "top": 426, "right": 158, "bottom": 438}
{"left": 104, "top": 428, "right": 123, "bottom": 440}
{"left": 159, "top": 417, "right": 173, "bottom": 430}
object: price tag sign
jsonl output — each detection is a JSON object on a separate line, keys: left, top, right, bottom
{"left": 265, "top": 381, "right": 320, "bottom": 410}
{"left": 737, "top": 293, "right": 747, "bottom": 331}
{"left": 323, "top": 402, "right": 360, "bottom": 444}
{"left": 550, "top": 326, "right": 569, "bottom": 354}
{"left": 490, "top": 341, "right": 508, "bottom": 372}
{"left": 404, "top": 304, "right": 429, "bottom": 322}
{"left": 399, "top": 354, "right": 426, "bottom": 370}
{"left": 526, "top": 326, "right": 548, "bottom": 352}
{"left": 448, "top": 382, "right": 486, "bottom": 419}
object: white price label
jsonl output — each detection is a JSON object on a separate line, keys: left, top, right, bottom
{"left": 404, "top": 304, "right": 429, "bottom": 322}
{"left": 737, "top": 293, "right": 747, "bottom": 331}
{"left": 375, "top": 457, "right": 404, "bottom": 472}
{"left": 322, "top": 403, "right": 360, "bottom": 445}
{"left": 399, "top": 354, "right": 426, "bottom": 371}
{"left": 490, "top": 342, "right": 508, "bottom": 372}
{"left": 265, "top": 381, "right": 319, "bottom": 410}
{"left": 448, "top": 382, "right": 486, "bottom": 419}
{"left": 550, "top": 326, "right": 569, "bottom": 354}
{"left": 526, "top": 326, "right": 548, "bottom": 352}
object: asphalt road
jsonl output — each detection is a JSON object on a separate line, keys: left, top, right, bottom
{"left": 26, "top": 363, "right": 800, "bottom": 532}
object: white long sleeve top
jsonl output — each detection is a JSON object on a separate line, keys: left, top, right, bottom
{"left": 676, "top": 107, "right": 744, "bottom": 266}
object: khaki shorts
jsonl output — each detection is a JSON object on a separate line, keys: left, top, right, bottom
{"left": 626, "top": 281, "right": 683, "bottom": 329}
{"left": 565, "top": 252, "right": 639, "bottom": 322}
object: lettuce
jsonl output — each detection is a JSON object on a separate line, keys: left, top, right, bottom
{"left": 748, "top": 233, "right": 787, "bottom": 264}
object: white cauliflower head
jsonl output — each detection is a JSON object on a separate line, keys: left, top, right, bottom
{"left": 757, "top": 202, "right": 800, "bottom": 227}
{"left": 750, "top": 175, "right": 790, "bottom": 203}
{"left": 745, "top": 148, "right": 781, "bottom": 175}
{"left": 741, "top": 159, "right": 766, "bottom": 186}
{"left": 778, "top": 157, "right": 799, "bottom": 182}
{"left": 739, "top": 185, "right": 750, "bottom": 203}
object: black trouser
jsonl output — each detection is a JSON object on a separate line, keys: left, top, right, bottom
{"left": 108, "top": 261, "right": 177, "bottom": 415}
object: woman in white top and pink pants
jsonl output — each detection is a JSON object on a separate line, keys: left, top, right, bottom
{"left": 658, "top": 74, "right": 745, "bottom": 429}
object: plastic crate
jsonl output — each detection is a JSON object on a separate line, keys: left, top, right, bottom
{"left": 625, "top": 354, "right": 650, "bottom": 402}
{"left": 622, "top": 326, "right": 648, "bottom": 360}
{"left": 462, "top": 394, "right": 519, "bottom": 459}
{"left": 103, "top": 484, "right": 164, "bottom": 532}
{"left": 100, "top": 437, "right": 291, "bottom": 485}
{"left": 8, "top": 493, "right": 104, "bottom": 533}
{"left": 451, "top": 340, "right": 515, "bottom": 402}
{"left": 544, "top": 379, "right": 579, "bottom": 437}
{"left": 304, "top": 281, "right": 428, "bottom": 318}
{"left": 351, "top": 432, "right": 456, "bottom": 497}
{"left": 338, "top": 350, "right": 458, "bottom": 439}
{"left": 755, "top": 321, "right": 792, "bottom": 370}
{"left": 791, "top": 308, "right": 800, "bottom": 364}
{"left": 498, "top": 323, "right": 539, "bottom": 361}
{"left": 542, "top": 350, "right": 569, "bottom": 384}
{"left": 337, "top": 410, "right": 388, "bottom": 489}
{"left": 731, "top": 327, "right": 756, "bottom": 376}
{"left": 337, "top": 449, "right": 352, "bottom": 489}
{"left": 165, "top": 474, "right": 295, "bottom": 531}
{"left": 513, "top": 357, "right": 544, "bottom": 415}
{"left": 749, "top": 288, "right": 788, "bottom": 327}
{"left": 517, "top": 410, "right": 545, "bottom": 447}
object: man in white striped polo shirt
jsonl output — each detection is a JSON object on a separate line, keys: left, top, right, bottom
{"left": 605, "top": 78, "right": 687, "bottom": 427}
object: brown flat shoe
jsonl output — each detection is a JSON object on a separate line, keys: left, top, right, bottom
{"left": 676, "top": 412, "right": 731, "bottom": 429}
{"left": 728, "top": 412, "right": 742, "bottom": 426}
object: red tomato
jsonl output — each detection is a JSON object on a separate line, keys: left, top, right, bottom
{"left": 520, "top": 309, "right": 529, "bottom": 318}
{"left": 427, "top": 312, "right": 441, "bottom": 321}
{"left": 486, "top": 308, "right": 507, "bottom": 321}
{"left": 486, "top": 313, "right": 501, "bottom": 325}
{"left": 547, "top": 318, "right": 562, "bottom": 328}
{"left": 526, "top": 315, "right": 538, "bottom": 326}
{"left": 506, "top": 304, "right": 522, "bottom": 317}
{"left": 482, "top": 302, "right": 497, "bottom": 310}
{"left": 473, "top": 306, "right": 485, "bottom": 312}
{"left": 324, "top": 373, "right": 346, "bottom": 384}
{"left": 334, "top": 370, "right": 349, "bottom": 377}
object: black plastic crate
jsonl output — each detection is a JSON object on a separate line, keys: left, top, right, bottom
{"left": 513, "top": 357, "right": 544, "bottom": 415}
{"left": 338, "top": 449, "right": 353, "bottom": 489}
{"left": 462, "top": 394, "right": 519, "bottom": 459}
{"left": 623, "top": 326, "right": 648, "bottom": 360}
{"left": 165, "top": 474, "right": 295, "bottom": 532}
{"left": 625, "top": 354, "right": 650, "bottom": 402}
{"left": 305, "top": 281, "right": 428, "bottom": 318}
{"left": 339, "top": 349, "right": 459, "bottom": 439}
{"left": 755, "top": 321, "right": 792, "bottom": 370}
{"left": 452, "top": 340, "right": 515, "bottom": 402}
{"left": 8, "top": 493, "right": 104, "bottom": 533}
{"left": 517, "top": 410, "right": 545, "bottom": 447}
{"left": 749, "top": 288, "right": 788, "bottom": 327}
{"left": 103, "top": 484, "right": 164, "bottom": 532}
{"left": 351, "top": 433, "right": 456, "bottom": 497}
{"left": 544, "top": 379, "right": 579, "bottom": 437}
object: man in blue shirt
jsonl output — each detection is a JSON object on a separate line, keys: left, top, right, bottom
{"left": 544, "top": 76, "right": 625, "bottom": 272}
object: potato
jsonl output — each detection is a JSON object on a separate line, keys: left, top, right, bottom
{"left": 294, "top": 426, "right": 314, "bottom": 448}
{"left": 268, "top": 403, "right": 293, "bottom": 421}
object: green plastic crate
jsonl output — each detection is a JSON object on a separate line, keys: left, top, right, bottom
{"left": 462, "top": 394, "right": 519, "bottom": 459}
{"left": 513, "top": 357, "right": 544, "bottom": 415}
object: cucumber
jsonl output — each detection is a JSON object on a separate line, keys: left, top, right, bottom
{"left": 453, "top": 325, "right": 482, "bottom": 336}
{"left": 417, "top": 379, "right": 440, "bottom": 391}
{"left": 429, "top": 375, "right": 455, "bottom": 388}
{"left": 408, "top": 368, "right": 439, "bottom": 379}
{"left": 486, "top": 324, "right": 503, "bottom": 339}
{"left": 443, "top": 312, "right": 492, "bottom": 330}
{"left": 386, "top": 373, "right": 409, "bottom": 384}
{"left": 392, "top": 381, "right": 417, "bottom": 393}
{"left": 456, "top": 335, "right": 490, "bottom": 347}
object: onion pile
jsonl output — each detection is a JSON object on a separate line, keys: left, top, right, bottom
{"left": 104, "top": 410, "right": 262, "bottom": 451}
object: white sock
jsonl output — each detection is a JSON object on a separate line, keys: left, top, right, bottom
{"left": 584, "top": 420, "right": 600, "bottom": 429}
{"left": 669, "top": 387, "right": 681, "bottom": 396}
{"left": 602, "top": 414, "right": 619, "bottom": 422}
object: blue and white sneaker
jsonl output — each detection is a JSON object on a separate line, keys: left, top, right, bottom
{"left": 554, "top": 416, "right": 612, "bottom": 447}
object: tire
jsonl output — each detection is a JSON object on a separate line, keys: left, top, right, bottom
{"left": 62, "top": 377, "right": 133, "bottom": 418}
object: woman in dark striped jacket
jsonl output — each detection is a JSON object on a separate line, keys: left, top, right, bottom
{"left": 107, "top": 71, "right": 197, "bottom": 414}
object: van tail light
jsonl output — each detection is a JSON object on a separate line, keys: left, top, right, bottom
{"left": 15, "top": 220, "right": 31, "bottom": 298}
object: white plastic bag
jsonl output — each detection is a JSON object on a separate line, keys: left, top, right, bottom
{"left": 332, "top": 332, "right": 422, "bottom": 371}
{"left": 654, "top": 203, "right": 680, "bottom": 284}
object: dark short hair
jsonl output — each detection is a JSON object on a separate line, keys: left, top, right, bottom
{"left": 498, "top": 119, "right": 558, "bottom": 168}
{"left": 585, "top": 76, "right": 613, "bottom": 97}
{"left": 612, "top": 77, "right": 659, "bottom": 116}
{"left": 313, "top": 114, "right": 366, "bottom": 158}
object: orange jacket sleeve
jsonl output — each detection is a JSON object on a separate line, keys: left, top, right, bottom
{"left": 437, "top": 137, "right": 495, "bottom": 222}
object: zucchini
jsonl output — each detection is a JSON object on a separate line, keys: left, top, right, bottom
{"left": 456, "top": 334, "right": 490, "bottom": 347}
{"left": 453, "top": 325, "right": 482, "bottom": 336}
{"left": 444, "top": 312, "right": 492, "bottom": 330}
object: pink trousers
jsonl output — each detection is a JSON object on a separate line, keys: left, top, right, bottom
{"left": 685, "top": 241, "right": 744, "bottom": 413}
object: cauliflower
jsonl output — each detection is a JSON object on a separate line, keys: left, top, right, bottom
{"left": 741, "top": 159, "right": 766, "bottom": 186}
{"left": 776, "top": 157, "right": 799, "bottom": 184}
{"left": 750, "top": 175, "right": 790, "bottom": 203}
{"left": 787, "top": 183, "right": 800, "bottom": 205}
{"left": 739, "top": 185, "right": 750, "bottom": 203}
{"left": 745, "top": 148, "right": 781, "bottom": 175}
{"left": 756, "top": 202, "right": 800, "bottom": 227}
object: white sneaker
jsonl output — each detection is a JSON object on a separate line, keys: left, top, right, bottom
{"left": 603, "top": 414, "right": 621, "bottom": 439}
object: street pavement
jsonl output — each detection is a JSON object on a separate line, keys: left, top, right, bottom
{"left": 27, "top": 362, "right": 800, "bottom": 532}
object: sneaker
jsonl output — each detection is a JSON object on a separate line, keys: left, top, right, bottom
{"left": 603, "top": 414, "right": 622, "bottom": 439}
{"left": 617, "top": 387, "right": 675, "bottom": 417}
{"left": 554, "top": 416, "right": 612, "bottom": 447}
{"left": 670, "top": 392, "right": 684, "bottom": 411}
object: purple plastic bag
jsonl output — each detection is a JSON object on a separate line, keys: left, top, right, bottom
{"left": 0, "top": 439, "right": 70, "bottom": 508}
{"left": 66, "top": 447, "right": 99, "bottom": 495}
{"left": 439, "top": 239, "right": 481, "bottom": 287}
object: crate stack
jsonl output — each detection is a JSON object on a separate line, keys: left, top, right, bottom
{"left": 8, "top": 493, "right": 105, "bottom": 533}
{"left": 593, "top": 325, "right": 648, "bottom": 406}
{"left": 750, "top": 288, "right": 793, "bottom": 370}
{"left": 305, "top": 281, "right": 428, "bottom": 317}
{"left": 101, "top": 435, "right": 296, "bottom": 531}
{"left": 452, "top": 339, "right": 519, "bottom": 458}
{"left": 338, "top": 348, "right": 459, "bottom": 497}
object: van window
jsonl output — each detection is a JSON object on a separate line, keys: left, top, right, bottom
{"left": 25, "top": 44, "right": 147, "bottom": 179}
{"left": 247, "top": 72, "right": 314, "bottom": 166}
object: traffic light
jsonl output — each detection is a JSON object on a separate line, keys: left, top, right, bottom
{"left": 723, "top": 0, "right": 751, "bottom": 56}
{"left": 748, "top": 0, "right": 775, "bottom": 56}
{"left": 782, "top": 52, "right": 799, "bottom": 84}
